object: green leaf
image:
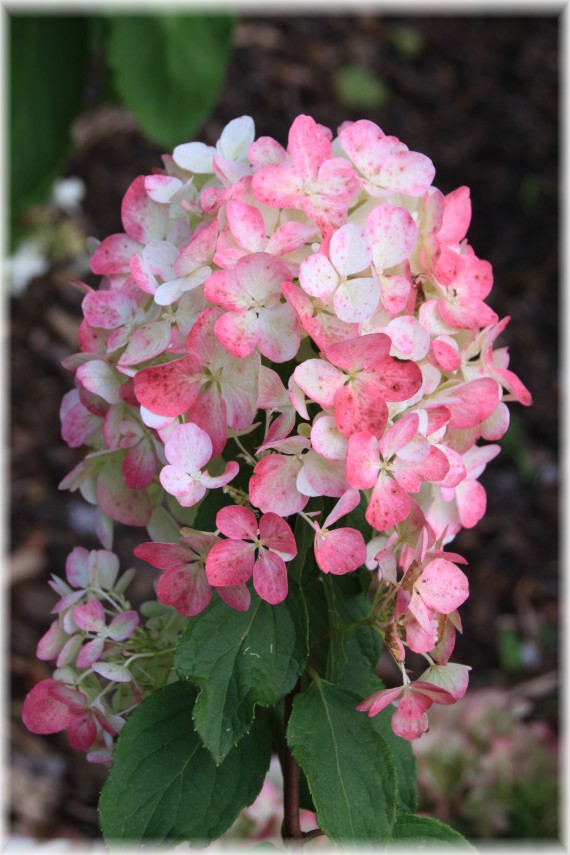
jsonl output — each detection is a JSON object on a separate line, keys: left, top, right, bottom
{"left": 305, "top": 569, "right": 380, "bottom": 693}
{"left": 98, "top": 682, "right": 271, "bottom": 844}
{"left": 391, "top": 813, "right": 476, "bottom": 849}
{"left": 334, "top": 64, "right": 390, "bottom": 110}
{"left": 287, "top": 680, "right": 397, "bottom": 843}
{"left": 174, "top": 584, "right": 308, "bottom": 763}
{"left": 106, "top": 15, "right": 235, "bottom": 149}
{"left": 10, "top": 16, "right": 90, "bottom": 227}
{"left": 370, "top": 705, "right": 417, "bottom": 815}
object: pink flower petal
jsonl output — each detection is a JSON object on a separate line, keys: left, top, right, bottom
{"left": 324, "top": 488, "right": 362, "bottom": 528}
{"left": 379, "top": 151, "right": 435, "bottom": 196}
{"left": 366, "top": 471, "right": 411, "bottom": 532}
{"left": 90, "top": 234, "right": 141, "bottom": 276}
{"left": 346, "top": 432, "right": 380, "bottom": 489}
{"left": 121, "top": 176, "right": 169, "bottom": 244}
{"left": 164, "top": 422, "right": 213, "bottom": 472}
{"left": 159, "top": 466, "right": 207, "bottom": 507}
{"left": 299, "top": 253, "right": 338, "bottom": 299}
{"left": 206, "top": 539, "right": 255, "bottom": 586}
{"left": 315, "top": 527, "right": 366, "bottom": 575}
{"left": 330, "top": 223, "right": 372, "bottom": 277}
{"left": 134, "top": 541, "right": 192, "bottom": 570}
{"left": 216, "top": 505, "right": 258, "bottom": 541}
{"left": 214, "top": 310, "right": 258, "bottom": 358}
{"left": 257, "top": 303, "right": 301, "bottom": 363}
{"left": 293, "top": 359, "right": 344, "bottom": 409}
{"left": 157, "top": 564, "right": 212, "bottom": 617}
{"left": 226, "top": 200, "right": 266, "bottom": 252}
{"left": 438, "top": 186, "right": 471, "bottom": 245}
{"left": 417, "top": 558, "right": 469, "bottom": 614}
{"left": 73, "top": 600, "right": 105, "bottom": 633}
{"left": 366, "top": 205, "right": 418, "bottom": 271}
{"left": 216, "top": 584, "right": 251, "bottom": 612}
{"left": 259, "top": 512, "right": 297, "bottom": 559}
{"left": 356, "top": 685, "right": 402, "bottom": 716}
{"left": 249, "top": 454, "right": 308, "bottom": 517}
{"left": 253, "top": 549, "right": 288, "bottom": 604}
{"left": 134, "top": 355, "right": 201, "bottom": 418}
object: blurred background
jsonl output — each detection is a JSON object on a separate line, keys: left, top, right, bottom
{"left": 8, "top": 12, "right": 559, "bottom": 845}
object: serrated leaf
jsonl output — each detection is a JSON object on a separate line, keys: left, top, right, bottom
{"left": 10, "top": 16, "right": 90, "bottom": 227}
{"left": 174, "top": 585, "right": 308, "bottom": 763}
{"left": 106, "top": 15, "right": 234, "bottom": 149}
{"left": 287, "top": 680, "right": 397, "bottom": 843}
{"left": 392, "top": 813, "right": 476, "bottom": 848}
{"left": 98, "top": 682, "right": 271, "bottom": 844}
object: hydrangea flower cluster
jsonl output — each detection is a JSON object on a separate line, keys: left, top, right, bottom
{"left": 23, "top": 114, "right": 531, "bottom": 755}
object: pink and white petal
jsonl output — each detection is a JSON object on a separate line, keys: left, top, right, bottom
{"left": 76, "top": 638, "right": 105, "bottom": 669}
{"left": 253, "top": 549, "right": 288, "bottom": 605}
{"left": 218, "top": 351, "right": 260, "bottom": 430}
{"left": 324, "top": 488, "right": 362, "bottom": 528}
{"left": 91, "top": 662, "right": 132, "bottom": 684}
{"left": 411, "top": 680, "right": 457, "bottom": 706}
{"left": 356, "top": 685, "right": 402, "bottom": 716}
{"left": 334, "top": 381, "right": 389, "bottom": 438}
{"left": 217, "top": 116, "right": 256, "bottom": 160}
{"left": 385, "top": 316, "right": 431, "bottom": 361}
{"left": 173, "top": 141, "right": 215, "bottom": 174}
{"left": 206, "top": 539, "right": 255, "bottom": 586}
{"left": 133, "top": 355, "right": 201, "bottom": 417}
{"left": 247, "top": 136, "right": 287, "bottom": 169}
{"left": 214, "top": 310, "right": 258, "bottom": 358}
{"left": 490, "top": 365, "right": 533, "bottom": 406}
{"left": 249, "top": 454, "right": 307, "bottom": 517}
{"left": 418, "top": 663, "right": 471, "bottom": 701}
{"left": 108, "top": 610, "right": 140, "bottom": 642}
{"left": 159, "top": 466, "right": 207, "bottom": 507}
{"left": 311, "top": 414, "right": 347, "bottom": 461}
{"left": 134, "top": 541, "right": 192, "bottom": 570}
{"left": 77, "top": 360, "right": 124, "bottom": 405}
{"left": 216, "top": 584, "right": 251, "bottom": 612}
{"left": 333, "top": 277, "right": 379, "bottom": 323}
{"left": 175, "top": 220, "right": 218, "bottom": 275}
{"left": 414, "top": 445, "right": 451, "bottom": 485}
{"left": 282, "top": 282, "right": 359, "bottom": 351}
{"left": 265, "top": 221, "right": 317, "bottom": 256}
{"left": 252, "top": 161, "right": 303, "bottom": 208}
{"left": 118, "top": 321, "right": 172, "bottom": 366}
{"left": 293, "top": 359, "right": 344, "bottom": 409}
{"left": 408, "top": 590, "right": 437, "bottom": 635}
{"left": 65, "top": 546, "right": 90, "bottom": 587}
{"left": 445, "top": 378, "right": 501, "bottom": 429}
{"left": 91, "top": 234, "right": 141, "bottom": 276}
{"left": 186, "top": 388, "right": 228, "bottom": 459}
{"left": 259, "top": 513, "right": 297, "bottom": 559}
{"left": 379, "top": 274, "right": 411, "bottom": 314}
{"left": 325, "top": 332, "right": 391, "bottom": 372}
{"left": 330, "top": 223, "right": 372, "bottom": 277}
{"left": 346, "top": 432, "right": 380, "bottom": 489}
{"left": 404, "top": 611, "right": 438, "bottom": 654}
{"left": 438, "top": 186, "right": 471, "bottom": 245}
{"left": 378, "top": 151, "right": 435, "bottom": 196}
{"left": 418, "top": 558, "right": 469, "bottom": 614}
{"left": 201, "top": 460, "right": 240, "bottom": 490}
{"left": 288, "top": 115, "right": 331, "bottom": 179}
{"left": 164, "top": 422, "right": 212, "bottom": 472}
{"left": 366, "top": 472, "right": 412, "bottom": 532}
{"left": 366, "top": 205, "right": 418, "bottom": 271}
{"left": 431, "top": 335, "right": 461, "bottom": 372}
{"left": 301, "top": 451, "right": 348, "bottom": 498}
{"left": 316, "top": 157, "right": 359, "bottom": 199}
{"left": 299, "top": 253, "right": 339, "bottom": 299}
{"left": 123, "top": 440, "right": 157, "bottom": 490}
{"left": 379, "top": 413, "right": 420, "bottom": 460}
{"left": 375, "top": 549, "right": 398, "bottom": 584}
{"left": 144, "top": 174, "right": 183, "bottom": 203}
{"left": 315, "top": 528, "right": 366, "bottom": 575}
{"left": 454, "top": 479, "right": 487, "bottom": 529}
{"left": 121, "top": 176, "right": 169, "bottom": 243}
{"left": 431, "top": 445, "right": 466, "bottom": 489}
{"left": 257, "top": 303, "right": 300, "bottom": 362}
{"left": 204, "top": 270, "right": 248, "bottom": 310}
{"left": 481, "top": 401, "right": 510, "bottom": 440}
{"left": 226, "top": 200, "right": 266, "bottom": 252}
{"left": 216, "top": 505, "right": 258, "bottom": 541}
{"left": 37, "top": 622, "right": 68, "bottom": 661}
{"left": 392, "top": 708, "right": 429, "bottom": 741}
{"left": 73, "top": 600, "right": 105, "bottom": 633}
{"left": 157, "top": 564, "right": 212, "bottom": 617}
{"left": 82, "top": 291, "right": 134, "bottom": 330}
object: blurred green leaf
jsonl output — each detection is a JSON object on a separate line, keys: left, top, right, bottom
{"left": 334, "top": 64, "right": 389, "bottom": 110}
{"left": 106, "top": 15, "right": 235, "bottom": 149}
{"left": 387, "top": 25, "right": 423, "bottom": 59}
{"left": 10, "top": 16, "right": 90, "bottom": 230}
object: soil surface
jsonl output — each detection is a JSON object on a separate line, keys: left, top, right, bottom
{"left": 9, "top": 14, "right": 559, "bottom": 843}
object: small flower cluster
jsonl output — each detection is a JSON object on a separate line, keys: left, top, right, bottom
{"left": 23, "top": 547, "right": 183, "bottom": 762}
{"left": 25, "top": 114, "right": 531, "bottom": 751}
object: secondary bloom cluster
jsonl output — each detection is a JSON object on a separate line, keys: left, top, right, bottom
{"left": 25, "top": 114, "right": 531, "bottom": 750}
{"left": 22, "top": 548, "right": 184, "bottom": 762}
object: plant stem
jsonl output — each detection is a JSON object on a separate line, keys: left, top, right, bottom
{"left": 282, "top": 681, "right": 302, "bottom": 845}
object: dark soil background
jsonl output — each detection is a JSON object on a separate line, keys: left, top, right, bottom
{"left": 9, "top": 14, "right": 559, "bottom": 843}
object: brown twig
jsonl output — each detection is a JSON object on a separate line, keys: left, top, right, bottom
{"left": 282, "top": 681, "right": 303, "bottom": 844}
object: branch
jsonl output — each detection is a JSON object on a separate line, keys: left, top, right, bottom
{"left": 281, "top": 681, "right": 302, "bottom": 844}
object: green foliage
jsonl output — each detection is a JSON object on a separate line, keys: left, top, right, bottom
{"left": 98, "top": 681, "right": 271, "bottom": 844}
{"left": 287, "top": 680, "right": 398, "bottom": 843}
{"left": 9, "top": 13, "right": 235, "bottom": 234}
{"left": 10, "top": 16, "right": 90, "bottom": 231}
{"left": 174, "top": 584, "right": 308, "bottom": 763}
{"left": 106, "top": 15, "right": 235, "bottom": 149}
{"left": 334, "top": 64, "right": 390, "bottom": 110}
{"left": 391, "top": 814, "right": 476, "bottom": 848}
